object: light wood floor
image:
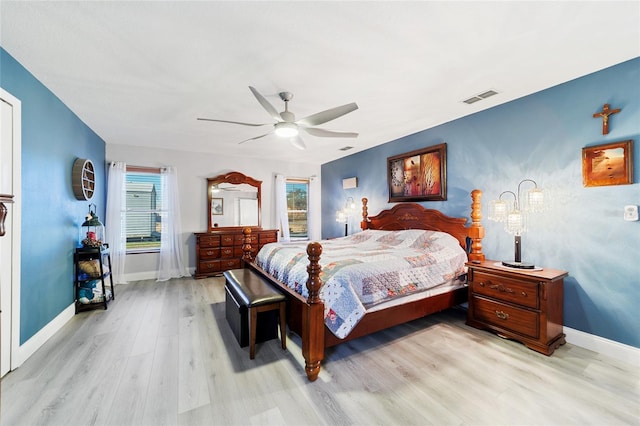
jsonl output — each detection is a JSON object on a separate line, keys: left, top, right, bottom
{"left": 2, "top": 276, "right": 638, "bottom": 426}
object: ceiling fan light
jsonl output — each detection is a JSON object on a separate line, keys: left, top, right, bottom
{"left": 274, "top": 122, "right": 299, "bottom": 137}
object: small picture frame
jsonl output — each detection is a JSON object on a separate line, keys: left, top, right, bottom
{"left": 582, "top": 140, "right": 634, "bottom": 187}
{"left": 387, "top": 143, "right": 447, "bottom": 202}
{"left": 211, "top": 197, "right": 224, "bottom": 215}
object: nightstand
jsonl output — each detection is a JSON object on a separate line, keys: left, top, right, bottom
{"left": 466, "top": 260, "right": 568, "bottom": 355}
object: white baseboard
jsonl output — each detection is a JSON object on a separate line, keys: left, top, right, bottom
{"left": 123, "top": 271, "right": 157, "bottom": 282}
{"left": 13, "top": 303, "right": 75, "bottom": 369}
{"left": 123, "top": 268, "right": 195, "bottom": 283}
{"left": 565, "top": 326, "right": 639, "bottom": 368}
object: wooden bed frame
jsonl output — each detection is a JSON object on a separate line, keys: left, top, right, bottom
{"left": 243, "top": 189, "right": 485, "bottom": 381}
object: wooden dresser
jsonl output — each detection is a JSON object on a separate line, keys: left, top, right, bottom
{"left": 466, "top": 260, "right": 568, "bottom": 355}
{"left": 194, "top": 228, "right": 278, "bottom": 279}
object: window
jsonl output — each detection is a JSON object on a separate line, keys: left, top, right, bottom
{"left": 125, "top": 167, "right": 162, "bottom": 252}
{"left": 286, "top": 180, "right": 308, "bottom": 238}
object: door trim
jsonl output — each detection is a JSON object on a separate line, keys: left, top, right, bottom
{"left": 0, "top": 87, "right": 22, "bottom": 374}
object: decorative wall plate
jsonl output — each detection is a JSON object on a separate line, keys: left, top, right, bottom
{"left": 72, "top": 158, "right": 95, "bottom": 200}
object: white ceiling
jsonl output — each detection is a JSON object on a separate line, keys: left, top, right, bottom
{"left": 1, "top": 1, "right": 639, "bottom": 165}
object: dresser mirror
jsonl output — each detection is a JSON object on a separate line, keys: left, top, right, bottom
{"left": 207, "top": 171, "right": 262, "bottom": 231}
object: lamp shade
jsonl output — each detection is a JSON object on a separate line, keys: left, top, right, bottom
{"left": 488, "top": 199, "right": 509, "bottom": 222}
{"left": 506, "top": 209, "right": 524, "bottom": 235}
{"left": 526, "top": 187, "right": 544, "bottom": 212}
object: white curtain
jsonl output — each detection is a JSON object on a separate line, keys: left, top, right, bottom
{"left": 105, "top": 162, "right": 127, "bottom": 284}
{"left": 157, "top": 166, "right": 187, "bottom": 281}
{"left": 274, "top": 174, "right": 290, "bottom": 242}
{"left": 307, "top": 176, "right": 321, "bottom": 241}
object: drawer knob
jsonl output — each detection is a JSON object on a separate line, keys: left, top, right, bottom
{"left": 495, "top": 310, "right": 509, "bottom": 320}
{"left": 521, "top": 291, "right": 528, "bottom": 297}
{"left": 479, "top": 281, "right": 485, "bottom": 287}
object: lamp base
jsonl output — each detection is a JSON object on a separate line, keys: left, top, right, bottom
{"left": 502, "top": 260, "right": 535, "bottom": 269}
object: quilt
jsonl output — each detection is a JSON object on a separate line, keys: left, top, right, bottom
{"left": 255, "top": 229, "right": 467, "bottom": 339}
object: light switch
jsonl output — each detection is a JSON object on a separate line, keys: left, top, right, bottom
{"left": 624, "top": 205, "right": 639, "bottom": 221}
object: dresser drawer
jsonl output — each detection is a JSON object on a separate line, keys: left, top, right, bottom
{"left": 471, "top": 271, "right": 539, "bottom": 309}
{"left": 233, "top": 234, "right": 248, "bottom": 245}
{"left": 198, "top": 235, "right": 220, "bottom": 248}
{"left": 471, "top": 295, "right": 539, "bottom": 339}
{"left": 219, "top": 258, "right": 241, "bottom": 271}
{"left": 221, "top": 234, "right": 236, "bottom": 246}
{"left": 234, "top": 246, "right": 257, "bottom": 257}
{"left": 220, "top": 247, "right": 235, "bottom": 258}
{"left": 259, "top": 232, "right": 277, "bottom": 244}
{"left": 199, "top": 260, "right": 220, "bottom": 274}
{"left": 200, "top": 248, "right": 220, "bottom": 259}
{"left": 239, "top": 234, "right": 258, "bottom": 244}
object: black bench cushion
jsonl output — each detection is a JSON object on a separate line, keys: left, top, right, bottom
{"left": 223, "top": 269, "right": 285, "bottom": 307}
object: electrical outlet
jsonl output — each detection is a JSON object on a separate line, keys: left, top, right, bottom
{"left": 624, "top": 205, "right": 639, "bottom": 221}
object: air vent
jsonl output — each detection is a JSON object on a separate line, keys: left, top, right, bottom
{"left": 463, "top": 97, "right": 482, "bottom": 105}
{"left": 478, "top": 90, "right": 498, "bottom": 99}
{"left": 339, "top": 146, "right": 354, "bottom": 151}
{"left": 463, "top": 89, "right": 499, "bottom": 105}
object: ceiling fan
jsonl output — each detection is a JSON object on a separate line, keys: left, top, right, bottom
{"left": 198, "top": 86, "right": 358, "bottom": 150}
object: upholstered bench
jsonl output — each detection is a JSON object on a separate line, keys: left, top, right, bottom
{"left": 223, "top": 268, "right": 287, "bottom": 359}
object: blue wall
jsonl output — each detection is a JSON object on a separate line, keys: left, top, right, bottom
{"left": 1, "top": 48, "right": 106, "bottom": 344}
{"left": 322, "top": 58, "right": 640, "bottom": 348}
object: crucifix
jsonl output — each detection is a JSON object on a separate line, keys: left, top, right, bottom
{"left": 592, "top": 103, "right": 621, "bottom": 135}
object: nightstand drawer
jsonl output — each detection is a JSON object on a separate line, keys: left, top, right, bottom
{"left": 471, "top": 271, "right": 538, "bottom": 309}
{"left": 471, "top": 295, "right": 539, "bottom": 339}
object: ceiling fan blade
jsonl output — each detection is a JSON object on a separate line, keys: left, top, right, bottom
{"left": 302, "top": 127, "right": 358, "bottom": 138}
{"left": 197, "top": 118, "right": 270, "bottom": 127}
{"left": 249, "top": 86, "right": 283, "bottom": 122}
{"left": 290, "top": 136, "right": 306, "bottom": 150}
{"left": 296, "top": 102, "right": 358, "bottom": 127}
{"left": 238, "top": 132, "right": 271, "bottom": 145}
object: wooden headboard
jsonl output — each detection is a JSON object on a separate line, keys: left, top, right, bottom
{"left": 359, "top": 189, "right": 485, "bottom": 260}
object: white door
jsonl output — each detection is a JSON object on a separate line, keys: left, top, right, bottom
{"left": 0, "top": 88, "right": 21, "bottom": 377}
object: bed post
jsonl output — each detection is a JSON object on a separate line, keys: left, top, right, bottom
{"left": 468, "top": 189, "right": 485, "bottom": 261}
{"left": 303, "top": 242, "right": 324, "bottom": 381}
{"left": 242, "top": 227, "right": 253, "bottom": 265}
{"left": 360, "top": 197, "right": 369, "bottom": 230}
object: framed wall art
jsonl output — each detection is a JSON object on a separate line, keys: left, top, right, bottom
{"left": 387, "top": 143, "right": 447, "bottom": 202}
{"left": 211, "top": 197, "right": 224, "bottom": 215}
{"left": 582, "top": 140, "right": 633, "bottom": 187}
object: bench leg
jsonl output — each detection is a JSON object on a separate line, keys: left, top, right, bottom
{"left": 249, "top": 306, "right": 257, "bottom": 359}
{"left": 249, "top": 302, "right": 286, "bottom": 359}
{"left": 279, "top": 301, "right": 287, "bottom": 350}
